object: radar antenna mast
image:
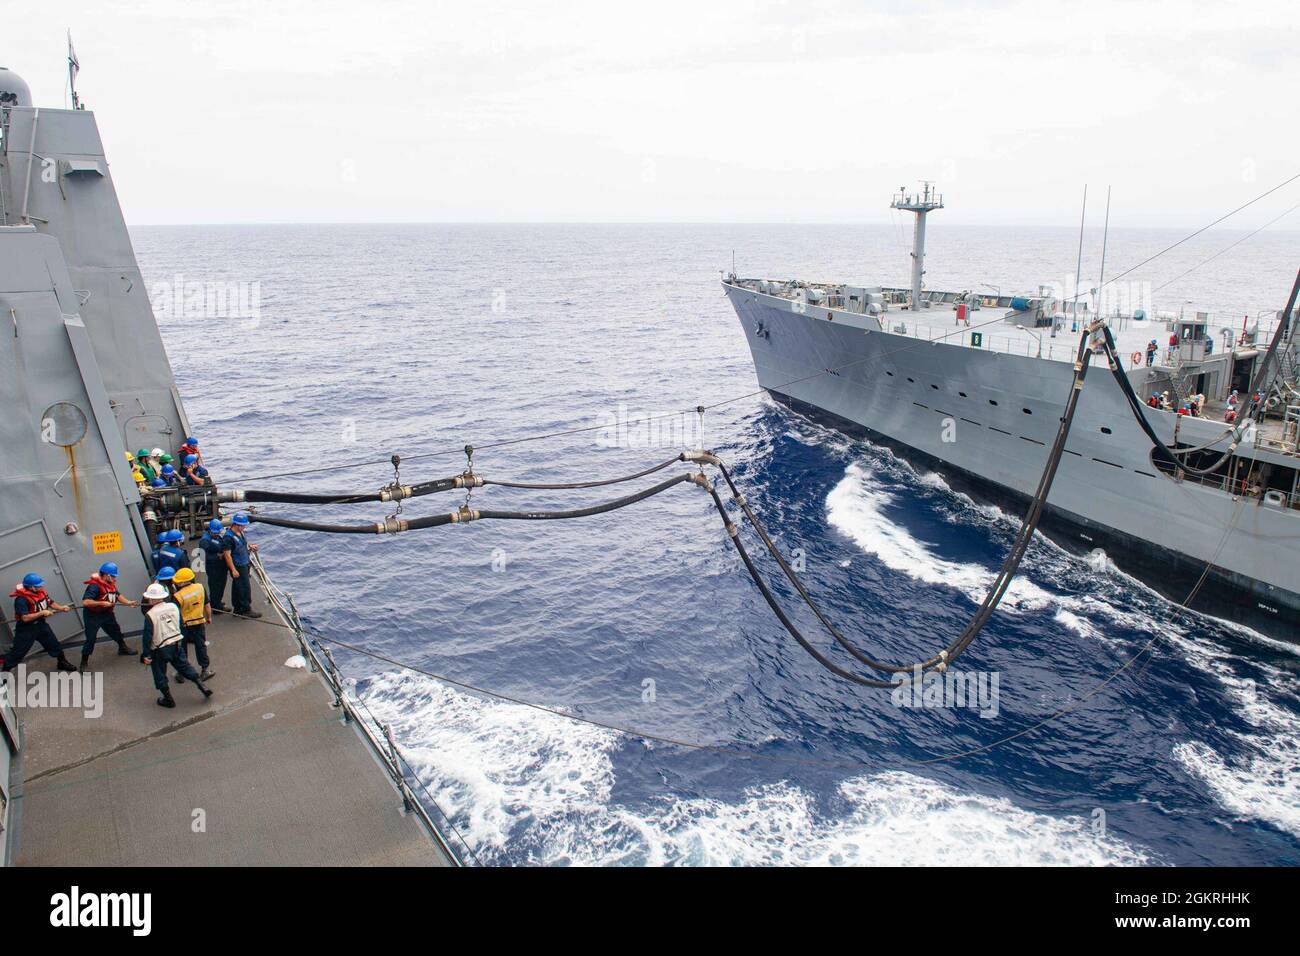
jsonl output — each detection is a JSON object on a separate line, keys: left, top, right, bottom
{"left": 890, "top": 181, "right": 944, "bottom": 311}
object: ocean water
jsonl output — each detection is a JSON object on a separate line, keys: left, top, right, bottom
{"left": 136, "top": 223, "right": 1300, "bottom": 866}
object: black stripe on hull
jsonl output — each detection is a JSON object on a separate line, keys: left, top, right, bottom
{"left": 768, "top": 388, "right": 1300, "bottom": 646}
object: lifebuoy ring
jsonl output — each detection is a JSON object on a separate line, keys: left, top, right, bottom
{"left": 1130, "top": 351, "right": 1142, "bottom": 366}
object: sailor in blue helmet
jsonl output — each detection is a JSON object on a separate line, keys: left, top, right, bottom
{"left": 224, "top": 513, "right": 261, "bottom": 618}
{"left": 152, "top": 530, "right": 186, "bottom": 575}
{"left": 200, "top": 518, "right": 230, "bottom": 613}
{"left": 182, "top": 453, "right": 210, "bottom": 486}
{"left": 79, "top": 561, "right": 139, "bottom": 671}
{"left": 4, "top": 573, "right": 77, "bottom": 673}
{"left": 159, "top": 463, "right": 181, "bottom": 487}
{"left": 149, "top": 477, "right": 166, "bottom": 489}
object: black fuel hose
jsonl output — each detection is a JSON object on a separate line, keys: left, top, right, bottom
{"left": 475, "top": 472, "right": 697, "bottom": 519}
{"left": 705, "top": 330, "right": 1094, "bottom": 683}
{"left": 248, "top": 472, "right": 699, "bottom": 534}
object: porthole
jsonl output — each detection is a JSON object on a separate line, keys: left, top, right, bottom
{"left": 989, "top": 399, "right": 999, "bottom": 406}
{"left": 1022, "top": 408, "right": 1033, "bottom": 415}
{"left": 40, "top": 402, "right": 88, "bottom": 447}
{"left": 958, "top": 391, "right": 968, "bottom": 398}
{"left": 1100, "top": 426, "right": 1112, "bottom": 434}
{"left": 930, "top": 384, "right": 939, "bottom": 390}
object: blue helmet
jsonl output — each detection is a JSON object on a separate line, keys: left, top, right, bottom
{"left": 184, "top": 454, "right": 198, "bottom": 466}
{"left": 156, "top": 567, "right": 176, "bottom": 582}
{"left": 185, "top": 436, "right": 198, "bottom": 446}
{"left": 99, "top": 562, "right": 119, "bottom": 576}
{"left": 22, "top": 572, "right": 44, "bottom": 589}
{"left": 207, "top": 518, "right": 224, "bottom": 533}
{"left": 164, "top": 529, "right": 184, "bottom": 543}
{"left": 161, "top": 464, "right": 175, "bottom": 476}
{"left": 150, "top": 478, "right": 166, "bottom": 487}
{"left": 232, "top": 513, "right": 250, "bottom": 526}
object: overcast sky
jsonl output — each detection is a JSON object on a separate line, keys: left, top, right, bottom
{"left": 10, "top": 0, "right": 1300, "bottom": 227}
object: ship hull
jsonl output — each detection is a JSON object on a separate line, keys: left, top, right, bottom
{"left": 725, "top": 283, "right": 1300, "bottom": 643}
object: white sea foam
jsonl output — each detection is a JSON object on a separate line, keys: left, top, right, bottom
{"left": 825, "top": 463, "right": 1056, "bottom": 612}
{"left": 360, "top": 670, "right": 1150, "bottom": 866}
{"left": 1166, "top": 633, "right": 1300, "bottom": 838}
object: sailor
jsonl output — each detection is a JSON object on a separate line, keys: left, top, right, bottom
{"left": 141, "top": 582, "right": 211, "bottom": 708}
{"left": 1145, "top": 339, "right": 1157, "bottom": 367}
{"left": 148, "top": 447, "right": 166, "bottom": 476}
{"left": 3, "top": 573, "right": 77, "bottom": 673}
{"left": 152, "top": 530, "right": 187, "bottom": 575}
{"left": 179, "top": 435, "right": 202, "bottom": 464}
{"left": 181, "top": 453, "right": 209, "bottom": 486}
{"left": 136, "top": 448, "right": 158, "bottom": 482}
{"left": 1159, "top": 391, "right": 1172, "bottom": 410}
{"left": 169, "top": 567, "right": 214, "bottom": 681}
{"left": 1227, "top": 389, "right": 1239, "bottom": 408}
{"left": 1225, "top": 407, "right": 1238, "bottom": 424}
{"left": 1249, "top": 392, "right": 1262, "bottom": 416}
{"left": 200, "top": 518, "right": 230, "bottom": 613}
{"left": 132, "top": 466, "right": 147, "bottom": 491}
{"left": 224, "top": 513, "right": 261, "bottom": 618}
{"left": 1146, "top": 393, "right": 1159, "bottom": 409}
{"left": 79, "top": 561, "right": 138, "bottom": 671}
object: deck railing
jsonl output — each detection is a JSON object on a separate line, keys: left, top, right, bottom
{"left": 252, "top": 553, "right": 475, "bottom": 867}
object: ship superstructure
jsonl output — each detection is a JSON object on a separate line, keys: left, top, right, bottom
{"left": 723, "top": 186, "right": 1300, "bottom": 639}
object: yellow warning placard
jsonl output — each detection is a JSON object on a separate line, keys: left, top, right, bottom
{"left": 92, "top": 531, "right": 122, "bottom": 554}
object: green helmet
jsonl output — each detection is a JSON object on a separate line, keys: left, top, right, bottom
{"left": 159, "top": 453, "right": 174, "bottom": 463}
{"left": 136, "top": 448, "right": 151, "bottom": 459}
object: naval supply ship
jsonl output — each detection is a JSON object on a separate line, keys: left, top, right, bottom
{"left": 0, "top": 62, "right": 463, "bottom": 866}
{"left": 723, "top": 184, "right": 1300, "bottom": 641}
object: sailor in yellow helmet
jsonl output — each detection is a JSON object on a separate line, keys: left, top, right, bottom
{"left": 167, "top": 566, "right": 214, "bottom": 682}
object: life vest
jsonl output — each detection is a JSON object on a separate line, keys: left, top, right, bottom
{"left": 84, "top": 575, "right": 119, "bottom": 609}
{"left": 146, "top": 602, "right": 184, "bottom": 649}
{"left": 173, "top": 582, "right": 207, "bottom": 626}
{"left": 10, "top": 585, "right": 52, "bottom": 617}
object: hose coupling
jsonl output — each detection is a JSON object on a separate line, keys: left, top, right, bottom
{"left": 217, "top": 489, "right": 247, "bottom": 502}
{"left": 452, "top": 505, "right": 481, "bottom": 523}
{"left": 683, "top": 449, "right": 721, "bottom": 466}
{"left": 725, "top": 520, "right": 738, "bottom": 538}
{"left": 455, "top": 472, "right": 485, "bottom": 489}
{"left": 689, "top": 471, "right": 711, "bottom": 489}
{"left": 378, "top": 516, "right": 409, "bottom": 535}
{"left": 379, "top": 484, "right": 413, "bottom": 502}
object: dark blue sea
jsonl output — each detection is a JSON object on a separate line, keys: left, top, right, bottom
{"left": 136, "top": 223, "right": 1300, "bottom": 865}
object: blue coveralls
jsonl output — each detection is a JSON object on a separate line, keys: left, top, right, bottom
{"left": 5, "top": 591, "right": 64, "bottom": 671}
{"left": 80, "top": 578, "right": 128, "bottom": 661}
{"left": 225, "top": 530, "right": 253, "bottom": 614}
{"left": 152, "top": 542, "right": 186, "bottom": 575}
{"left": 199, "top": 529, "right": 228, "bottom": 610}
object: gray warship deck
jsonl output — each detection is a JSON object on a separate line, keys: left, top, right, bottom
{"left": 10, "top": 584, "right": 451, "bottom": 867}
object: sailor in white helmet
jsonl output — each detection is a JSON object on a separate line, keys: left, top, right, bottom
{"left": 141, "top": 582, "right": 212, "bottom": 708}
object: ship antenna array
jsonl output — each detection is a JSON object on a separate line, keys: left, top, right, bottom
{"left": 890, "top": 181, "right": 944, "bottom": 313}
